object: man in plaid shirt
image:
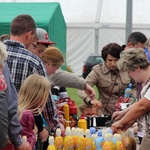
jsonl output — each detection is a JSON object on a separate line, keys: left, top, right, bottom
{"left": 4, "top": 14, "right": 59, "bottom": 143}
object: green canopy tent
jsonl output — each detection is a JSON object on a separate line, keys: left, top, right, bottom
{"left": 0, "top": 2, "right": 66, "bottom": 69}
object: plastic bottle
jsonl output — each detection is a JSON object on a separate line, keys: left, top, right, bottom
{"left": 108, "top": 129, "right": 116, "bottom": 150}
{"left": 47, "top": 136, "right": 56, "bottom": 150}
{"left": 95, "top": 129, "right": 104, "bottom": 150}
{"left": 102, "top": 134, "right": 112, "bottom": 150}
{"left": 77, "top": 113, "right": 87, "bottom": 131}
{"left": 63, "top": 103, "right": 69, "bottom": 127}
{"left": 83, "top": 129, "right": 92, "bottom": 150}
{"left": 128, "top": 129, "right": 136, "bottom": 150}
{"left": 124, "top": 83, "right": 132, "bottom": 98}
{"left": 54, "top": 128, "right": 64, "bottom": 150}
{"left": 91, "top": 134, "right": 97, "bottom": 150}
{"left": 114, "top": 134, "right": 124, "bottom": 150}
{"left": 77, "top": 128, "right": 85, "bottom": 150}
{"left": 120, "top": 130, "right": 131, "bottom": 150}
{"left": 72, "top": 127, "right": 80, "bottom": 150}
{"left": 64, "top": 127, "right": 74, "bottom": 150}
{"left": 69, "top": 100, "right": 78, "bottom": 128}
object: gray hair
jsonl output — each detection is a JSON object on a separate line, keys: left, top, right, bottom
{"left": 0, "top": 42, "right": 7, "bottom": 66}
{"left": 117, "top": 48, "right": 149, "bottom": 71}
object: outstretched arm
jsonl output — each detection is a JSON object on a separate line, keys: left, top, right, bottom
{"left": 111, "top": 97, "right": 150, "bottom": 133}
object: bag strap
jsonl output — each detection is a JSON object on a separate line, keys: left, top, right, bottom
{"left": 103, "top": 73, "right": 119, "bottom": 114}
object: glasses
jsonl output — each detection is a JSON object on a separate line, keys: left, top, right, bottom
{"left": 32, "top": 43, "right": 37, "bottom": 49}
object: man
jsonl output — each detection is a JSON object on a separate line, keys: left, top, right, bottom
{"left": 4, "top": 14, "right": 59, "bottom": 146}
{"left": 124, "top": 31, "right": 147, "bottom": 50}
{"left": 29, "top": 27, "right": 96, "bottom": 98}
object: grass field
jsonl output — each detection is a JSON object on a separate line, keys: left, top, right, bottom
{"left": 66, "top": 86, "right": 98, "bottom": 116}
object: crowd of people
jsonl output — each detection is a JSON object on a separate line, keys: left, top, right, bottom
{"left": 1, "top": 13, "right": 150, "bottom": 150}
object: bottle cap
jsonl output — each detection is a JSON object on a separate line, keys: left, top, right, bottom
{"left": 90, "top": 127, "right": 96, "bottom": 134}
{"left": 56, "top": 128, "right": 61, "bottom": 136}
{"left": 80, "top": 113, "right": 85, "bottom": 119}
{"left": 22, "top": 135, "right": 27, "bottom": 142}
{"left": 97, "top": 129, "right": 102, "bottom": 136}
{"left": 48, "top": 136, "right": 54, "bottom": 144}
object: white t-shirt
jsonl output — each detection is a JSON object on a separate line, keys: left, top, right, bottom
{"left": 137, "top": 82, "right": 150, "bottom": 138}
{"left": 144, "top": 86, "right": 150, "bottom": 100}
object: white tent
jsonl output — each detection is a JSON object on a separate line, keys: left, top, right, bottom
{"left": 1, "top": 0, "right": 150, "bottom": 75}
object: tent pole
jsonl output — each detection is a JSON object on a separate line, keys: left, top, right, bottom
{"left": 126, "top": 0, "right": 133, "bottom": 43}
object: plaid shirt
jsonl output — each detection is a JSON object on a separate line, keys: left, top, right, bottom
{"left": 4, "top": 40, "right": 58, "bottom": 130}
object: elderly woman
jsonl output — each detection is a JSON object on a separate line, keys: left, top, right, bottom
{"left": 111, "top": 48, "right": 150, "bottom": 150}
{"left": 78, "top": 43, "right": 136, "bottom": 115}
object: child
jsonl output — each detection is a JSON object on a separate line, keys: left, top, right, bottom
{"left": 18, "top": 74, "right": 51, "bottom": 150}
{"left": 0, "top": 41, "right": 7, "bottom": 91}
{"left": 79, "top": 103, "right": 101, "bottom": 117}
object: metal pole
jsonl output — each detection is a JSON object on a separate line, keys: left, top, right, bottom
{"left": 126, "top": 0, "right": 133, "bottom": 43}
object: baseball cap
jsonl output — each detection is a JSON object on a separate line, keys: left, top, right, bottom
{"left": 36, "top": 28, "right": 55, "bottom": 45}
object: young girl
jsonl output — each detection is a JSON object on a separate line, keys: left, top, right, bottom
{"left": 18, "top": 74, "right": 51, "bottom": 150}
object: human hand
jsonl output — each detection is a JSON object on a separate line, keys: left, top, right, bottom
{"left": 59, "top": 123, "right": 65, "bottom": 137}
{"left": 84, "top": 83, "right": 96, "bottom": 100}
{"left": 38, "top": 128, "right": 49, "bottom": 142}
{"left": 111, "top": 120, "right": 125, "bottom": 133}
{"left": 90, "top": 99, "right": 102, "bottom": 109}
{"left": 59, "top": 114, "right": 65, "bottom": 125}
{"left": 15, "top": 141, "right": 32, "bottom": 150}
{"left": 32, "top": 125, "right": 38, "bottom": 134}
{"left": 112, "top": 110, "right": 126, "bottom": 121}
{"left": 111, "top": 120, "right": 135, "bottom": 133}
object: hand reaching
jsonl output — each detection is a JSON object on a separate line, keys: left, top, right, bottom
{"left": 84, "top": 83, "right": 96, "bottom": 100}
{"left": 90, "top": 99, "right": 102, "bottom": 109}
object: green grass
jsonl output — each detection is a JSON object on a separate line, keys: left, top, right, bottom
{"left": 66, "top": 86, "right": 98, "bottom": 116}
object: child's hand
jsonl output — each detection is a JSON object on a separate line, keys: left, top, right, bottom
{"left": 32, "top": 125, "right": 38, "bottom": 134}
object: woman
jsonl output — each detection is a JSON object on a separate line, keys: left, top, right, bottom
{"left": 111, "top": 48, "right": 150, "bottom": 150}
{"left": 78, "top": 43, "right": 136, "bottom": 115}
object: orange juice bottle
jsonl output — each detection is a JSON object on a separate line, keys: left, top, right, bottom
{"left": 102, "top": 134, "right": 112, "bottom": 150}
{"left": 54, "top": 128, "right": 64, "bottom": 150}
{"left": 47, "top": 136, "right": 56, "bottom": 150}
{"left": 120, "top": 130, "right": 131, "bottom": 150}
{"left": 77, "top": 128, "right": 85, "bottom": 150}
{"left": 91, "top": 134, "right": 97, "bottom": 150}
{"left": 114, "top": 134, "right": 124, "bottom": 150}
{"left": 83, "top": 129, "right": 92, "bottom": 150}
{"left": 64, "top": 127, "right": 74, "bottom": 150}
{"left": 128, "top": 129, "right": 136, "bottom": 150}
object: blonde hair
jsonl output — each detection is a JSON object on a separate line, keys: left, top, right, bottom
{"left": 117, "top": 48, "right": 149, "bottom": 71}
{"left": 18, "top": 74, "right": 50, "bottom": 118}
{"left": 79, "top": 103, "right": 99, "bottom": 114}
{"left": 0, "top": 42, "right": 8, "bottom": 66}
{"left": 41, "top": 46, "right": 64, "bottom": 67}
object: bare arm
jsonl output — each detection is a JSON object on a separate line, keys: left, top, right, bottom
{"left": 111, "top": 97, "right": 150, "bottom": 132}
{"left": 121, "top": 97, "right": 150, "bottom": 124}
